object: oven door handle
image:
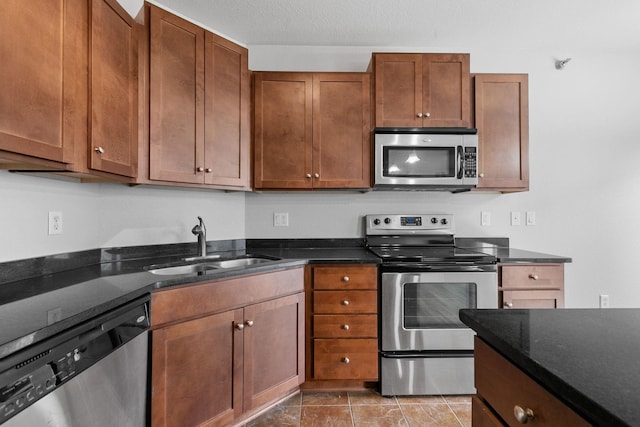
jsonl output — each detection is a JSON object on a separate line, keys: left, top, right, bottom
{"left": 456, "top": 145, "right": 464, "bottom": 179}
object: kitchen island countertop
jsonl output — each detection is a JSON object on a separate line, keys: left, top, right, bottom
{"left": 460, "top": 308, "right": 640, "bottom": 426}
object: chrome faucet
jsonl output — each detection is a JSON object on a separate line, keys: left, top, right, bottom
{"left": 191, "top": 216, "right": 207, "bottom": 257}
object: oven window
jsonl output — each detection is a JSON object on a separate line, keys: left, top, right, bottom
{"left": 383, "top": 147, "right": 455, "bottom": 178}
{"left": 403, "top": 282, "right": 477, "bottom": 329}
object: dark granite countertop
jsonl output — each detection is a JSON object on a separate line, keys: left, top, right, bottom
{"left": 460, "top": 308, "right": 639, "bottom": 427}
{"left": 0, "top": 237, "right": 565, "bottom": 362}
{"left": 456, "top": 238, "right": 572, "bottom": 263}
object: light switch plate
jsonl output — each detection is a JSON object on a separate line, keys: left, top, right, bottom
{"left": 273, "top": 212, "right": 289, "bottom": 227}
{"left": 481, "top": 211, "right": 491, "bottom": 226}
{"left": 511, "top": 211, "right": 521, "bottom": 226}
{"left": 526, "top": 211, "right": 537, "bottom": 226}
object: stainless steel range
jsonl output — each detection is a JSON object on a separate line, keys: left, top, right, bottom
{"left": 365, "top": 214, "right": 497, "bottom": 396}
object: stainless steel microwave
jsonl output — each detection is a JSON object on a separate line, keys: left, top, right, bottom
{"left": 373, "top": 128, "right": 478, "bottom": 191}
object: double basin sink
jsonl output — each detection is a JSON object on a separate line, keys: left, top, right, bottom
{"left": 146, "top": 255, "right": 277, "bottom": 276}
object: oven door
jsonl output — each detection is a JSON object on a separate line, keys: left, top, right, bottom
{"left": 381, "top": 271, "right": 497, "bottom": 352}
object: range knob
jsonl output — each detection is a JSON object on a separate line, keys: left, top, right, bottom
{"left": 431, "top": 217, "right": 438, "bottom": 224}
{"left": 384, "top": 217, "right": 391, "bottom": 224}
{"left": 441, "top": 218, "right": 448, "bottom": 225}
{"left": 373, "top": 218, "right": 381, "bottom": 225}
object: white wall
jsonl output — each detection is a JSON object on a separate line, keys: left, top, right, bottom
{"left": 245, "top": 45, "right": 640, "bottom": 309}
{"left": 0, "top": 170, "right": 246, "bottom": 262}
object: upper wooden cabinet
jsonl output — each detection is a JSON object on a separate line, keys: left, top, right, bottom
{"left": 370, "top": 53, "right": 471, "bottom": 128}
{"left": 473, "top": 74, "right": 529, "bottom": 192}
{"left": 1, "top": 0, "right": 139, "bottom": 181}
{"left": 146, "top": 5, "right": 250, "bottom": 189}
{"left": 89, "top": 0, "right": 139, "bottom": 178}
{"left": 253, "top": 72, "right": 371, "bottom": 190}
{"left": 0, "top": 0, "right": 84, "bottom": 166}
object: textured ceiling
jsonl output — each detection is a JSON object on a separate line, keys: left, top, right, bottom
{"left": 153, "top": 0, "right": 640, "bottom": 50}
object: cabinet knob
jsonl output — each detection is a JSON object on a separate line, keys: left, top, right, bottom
{"left": 205, "top": 168, "right": 212, "bottom": 173}
{"left": 416, "top": 113, "right": 423, "bottom": 118}
{"left": 197, "top": 167, "right": 204, "bottom": 172}
{"left": 342, "top": 276, "right": 350, "bottom": 282}
{"left": 342, "top": 324, "right": 350, "bottom": 331}
{"left": 513, "top": 405, "right": 535, "bottom": 424}
{"left": 235, "top": 323, "right": 244, "bottom": 330}
{"left": 245, "top": 320, "right": 254, "bottom": 327}
{"left": 306, "top": 173, "right": 312, "bottom": 179}
{"left": 94, "top": 146, "right": 105, "bottom": 154}
{"left": 341, "top": 300, "right": 350, "bottom": 306}
{"left": 504, "top": 302, "right": 513, "bottom": 308}
{"left": 479, "top": 173, "right": 485, "bottom": 178}
{"left": 341, "top": 357, "right": 350, "bottom": 364}
{"left": 528, "top": 274, "right": 539, "bottom": 280}
{"left": 314, "top": 173, "right": 320, "bottom": 179}
{"left": 425, "top": 112, "right": 431, "bottom": 118}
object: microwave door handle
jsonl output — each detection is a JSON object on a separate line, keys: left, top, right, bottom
{"left": 457, "top": 146, "right": 464, "bottom": 179}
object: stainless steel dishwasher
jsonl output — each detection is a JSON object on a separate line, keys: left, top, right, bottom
{"left": 0, "top": 296, "right": 150, "bottom": 426}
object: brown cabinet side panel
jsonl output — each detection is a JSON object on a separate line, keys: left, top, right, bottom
{"left": 149, "top": 6, "right": 204, "bottom": 184}
{"left": 89, "top": 0, "right": 138, "bottom": 177}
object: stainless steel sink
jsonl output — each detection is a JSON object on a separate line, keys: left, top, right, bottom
{"left": 147, "top": 256, "right": 278, "bottom": 275}
{"left": 148, "top": 263, "right": 219, "bottom": 275}
{"left": 209, "top": 257, "right": 273, "bottom": 269}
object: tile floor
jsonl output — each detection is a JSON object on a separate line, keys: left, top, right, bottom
{"left": 245, "top": 389, "right": 471, "bottom": 427}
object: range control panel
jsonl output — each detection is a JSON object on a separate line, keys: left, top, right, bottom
{"left": 366, "top": 214, "right": 454, "bottom": 235}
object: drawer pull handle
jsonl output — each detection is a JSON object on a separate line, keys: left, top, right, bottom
{"left": 342, "top": 276, "right": 350, "bottom": 282}
{"left": 342, "top": 300, "right": 350, "bottom": 306}
{"left": 504, "top": 302, "right": 513, "bottom": 308}
{"left": 245, "top": 320, "right": 254, "bottom": 327}
{"left": 342, "top": 324, "right": 350, "bottom": 331}
{"left": 235, "top": 323, "right": 244, "bottom": 330}
{"left": 513, "top": 405, "right": 535, "bottom": 424}
{"left": 94, "top": 146, "right": 105, "bottom": 154}
{"left": 342, "top": 357, "right": 350, "bottom": 364}
{"left": 528, "top": 274, "right": 539, "bottom": 280}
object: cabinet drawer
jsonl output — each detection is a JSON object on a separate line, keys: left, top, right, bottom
{"left": 314, "top": 339, "right": 378, "bottom": 380}
{"left": 500, "top": 264, "right": 563, "bottom": 290}
{"left": 501, "top": 290, "right": 564, "bottom": 309}
{"left": 475, "top": 338, "right": 589, "bottom": 426}
{"left": 313, "top": 315, "right": 377, "bottom": 338}
{"left": 313, "top": 291, "right": 377, "bottom": 314}
{"left": 312, "top": 265, "right": 377, "bottom": 290}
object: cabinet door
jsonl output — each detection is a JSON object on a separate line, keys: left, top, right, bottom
{"left": 312, "top": 73, "right": 371, "bottom": 188}
{"left": 423, "top": 53, "right": 471, "bottom": 127}
{"left": 89, "top": 0, "right": 138, "bottom": 177}
{"left": 204, "top": 32, "right": 250, "bottom": 187}
{"left": 243, "top": 292, "right": 305, "bottom": 412}
{"left": 253, "top": 72, "right": 313, "bottom": 189}
{"left": 474, "top": 74, "right": 529, "bottom": 191}
{"left": 0, "top": 0, "right": 82, "bottom": 163}
{"left": 373, "top": 53, "right": 423, "bottom": 127}
{"left": 151, "top": 309, "right": 243, "bottom": 427}
{"left": 149, "top": 6, "right": 205, "bottom": 184}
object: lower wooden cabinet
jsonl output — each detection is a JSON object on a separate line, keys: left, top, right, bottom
{"left": 499, "top": 264, "right": 565, "bottom": 309}
{"left": 304, "top": 264, "right": 378, "bottom": 389}
{"left": 150, "top": 268, "right": 304, "bottom": 427}
{"left": 474, "top": 337, "right": 589, "bottom": 426}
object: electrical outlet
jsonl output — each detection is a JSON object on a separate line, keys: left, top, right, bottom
{"left": 273, "top": 212, "right": 289, "bottom": 227}
{"left": 48, "top": 211, "right": 63, "bottom": 235}
{"left": 526, "top": 211, "right": 537, "bottom": 226}
{"left": 599, "top": 294, "right": 610, "bottom": 308}
{"left": 481, "top": 211, "right": 491, "bottom": 226}
{"left": 510, "top": 211, "right": 521, "bottom": 226}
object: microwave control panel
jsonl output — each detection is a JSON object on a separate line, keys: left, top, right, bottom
{"left": 464, "top": 147, "right": 477, "bottom": 178}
